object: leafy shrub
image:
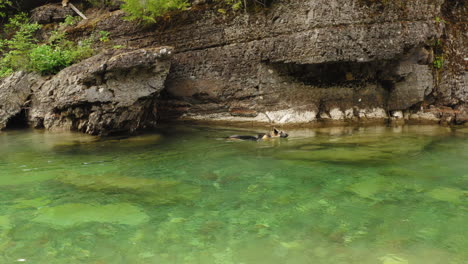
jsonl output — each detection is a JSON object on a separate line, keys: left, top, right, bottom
{"left": 63, "top": 15, "right": 80, "bottom": 26}
{"left": 1, "top": 13, "right": 40, "bottom": 52}
{"left": 433, "top": 55, "right": 444, "bottom": 69}
{"left": 121, "top": 0, "right": 270, "bottom": 23}
{"left": 431, "top": 38, "right": 444, "bottom": 70}
{"left": 28, "top": 39, "right": 93, "bottom": 75}
{"left": 121, "top": 0, "right": 190, "bottom": 23}
{"left": 98, "top": 30, "right": 110, "bottom": 42}
{"left": 0, "top": 13, "right": 41, "bottom": 77}
{"left": 0, "top": 13, "right": 94, "bottom": 77}
{"left": 0, "top": 0, "right": 11, "bottom": 18}
{"left": 28, "top": 45, "right": 72, "bottom": 75}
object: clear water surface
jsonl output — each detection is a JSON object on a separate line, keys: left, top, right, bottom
{"left": 0, "top": 125, "right": 467, "bottom": 264}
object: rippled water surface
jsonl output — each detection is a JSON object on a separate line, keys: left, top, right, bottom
{"left": 0, "top": 125, "right": 467, "bottom": 264}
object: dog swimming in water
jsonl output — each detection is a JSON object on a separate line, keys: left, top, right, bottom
{"left": 228, "top": 128, "right": 288, "bottom": 141}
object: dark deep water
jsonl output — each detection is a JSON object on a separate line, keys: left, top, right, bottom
{"left": 0, "top": 125, "right": 467, "bottom": 264}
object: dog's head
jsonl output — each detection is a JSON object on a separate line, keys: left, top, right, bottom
{"left": 272, "top": 128, "right": 288, "bottom": 138}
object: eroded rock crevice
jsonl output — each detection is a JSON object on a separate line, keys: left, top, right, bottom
{"left": 5, "top": 109, "right": 29, "bottom": 129}
{"left": 267, "top": 60, "right": 399, "bottom": 88}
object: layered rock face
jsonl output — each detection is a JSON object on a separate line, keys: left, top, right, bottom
{"left": 88, "top": 0, "right": 453, "bottom": 125}
{"left": 0, "top": 47, "right": 172, "bottom": 135}
{"left": 1, "top": 0, "right": 466, "bottom": 134}
{"left": 149, "top": 0, "right": 465, "bottom": 125}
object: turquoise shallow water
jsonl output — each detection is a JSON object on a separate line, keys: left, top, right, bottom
{"left": 0, "top": 125, "right": 467, "bottom": 264}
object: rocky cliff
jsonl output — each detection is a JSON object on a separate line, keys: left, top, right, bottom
{"left": 0, "top": 47, "right": 172, "bottom": 135}
{"left": 0, "top": 0, "right": 466, "bottom": 135}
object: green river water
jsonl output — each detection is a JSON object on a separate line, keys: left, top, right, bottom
{"left": 0, "top": 125, "right": 467, "bottom": 264}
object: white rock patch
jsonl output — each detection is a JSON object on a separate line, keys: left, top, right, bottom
{"left": 266, "top": 109, "right": 317, "bottom": 123}
{"left": 358, "top": 108, "right": 388, "bottom": 119}
{"left": 329, "top": 108, "right": 345, "bottom": 120}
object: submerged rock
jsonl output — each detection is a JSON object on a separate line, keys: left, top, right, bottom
{"left": 33, "top": 203, "right": 149, "bottom": 228}
{"left": 60, "top": 174, "right": 179, "bottom": 191}
{"left": 0, "top": 170, "right": 58, "bottom": 186}
{"left": 59, "top": 173, "right": 201, "bottom": 205}
{"left": 379, "top": 254, "right": 409, "bottom": 264}
{"left": 427, "top": 187, "right": 466, "bottom": 204}
{"left": 13, "top": 197, "right": 51, "bottom": 209}
{"left": 103, "top": 134, "right": 163, "bottom": 147}
{"left": 0, "top": 215, "right": 11, "bottom": 230}
{"left": 275, "top": 134, "right": 432, "bottom": 163}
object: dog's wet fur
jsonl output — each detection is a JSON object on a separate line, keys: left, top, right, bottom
{"left": 228, "top": 128, "right": 288, "bottom": 141}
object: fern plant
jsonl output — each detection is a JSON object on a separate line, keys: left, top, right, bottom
{"left": 0, "top": 13, "right": 94, "bottom": 77}
{"left": 0, "top": 0, "right": 11, "bottom": 18}
{"left": 0, "top": 13, "right": 41, "bottom": 77}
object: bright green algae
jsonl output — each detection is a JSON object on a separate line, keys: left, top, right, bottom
{"left": 0, "top": 125, "right": 466, "bottom": 264}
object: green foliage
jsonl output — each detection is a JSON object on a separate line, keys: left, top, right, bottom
{"left": 28, "top": 45, "right": 73, "bottom": 75}
{"left": 431, "top": 38, "right": 444, "bottom": 70}
{"left": 121, "top": 0, "right": 190, "bottom": 23}
{"left": 63, "top": 15, "right": 80, "bottom": 26}
{"left": 1, "top": 13, "right": 41, "bottom": 52}
{"left": 98, "top": 30, "right": 110, "bottom": 42}
{"left": 433, "top": 55, "right": 444, "bottom": 69}
{"left": 0, "top": 13, "right": 94, "bottom": 77}
{"left": 434, "top": 16, "right": 446, "bottom": 24}
{"left": 29, "top": 21, "right": 94, "bottom": 75}
{"left": 121, "top": 0, "right": 270, "bottom": 23}
{"left": 0, "top": 0, "right": 11, "bottom": 18}
{"left": 0, "top": 13, "right": 41, "bottom": 77}
{"left": 224, "top": 0, "right": 243, "bottom": 10}
{"left": 28, "top": 39, "right": 93, "bottom": 75}
{"left": 48, "top": 28, "right": 67, "bottom": 44}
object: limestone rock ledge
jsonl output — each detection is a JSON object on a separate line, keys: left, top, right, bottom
{"left": 133, "top": 0, "right": 463, "bottom": 126}
{"left": 0, "top": 47, "right": 172, "bottom": 135}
